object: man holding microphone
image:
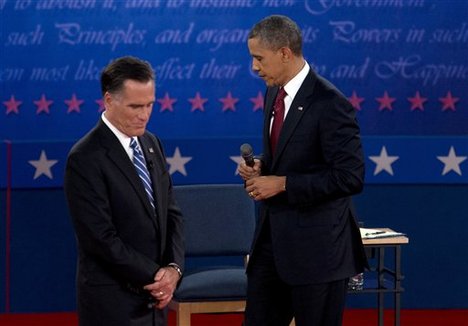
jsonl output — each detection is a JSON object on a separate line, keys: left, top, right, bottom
{"left": 238, "top": 15, "right": 368, "bottom": 326}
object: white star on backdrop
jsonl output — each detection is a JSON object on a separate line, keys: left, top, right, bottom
{"left": 437, "top": 146, "right": 467, "bottom": 176}
{"left": 369, "top": 146, "right": 399, "bottom": 176}
{"left": 166, "top": 147, "right": 192, "bottom": 176}
{"left": 28, "top": 150, "right": 59, "bottom": 179}
{"left": 229, "top": 155, "right": 243, "bottom": 175}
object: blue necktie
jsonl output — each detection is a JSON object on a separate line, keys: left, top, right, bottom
{"left": 130, "top": 138, "right": 155, "bottom": 209}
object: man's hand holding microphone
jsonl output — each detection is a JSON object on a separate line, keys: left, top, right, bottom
{"left": 239, "top": 143, "right": 286, "bottom": 201}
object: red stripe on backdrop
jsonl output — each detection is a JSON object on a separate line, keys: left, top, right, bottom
{"left": 4, "top": 140, "right": 12, "bottom": 313}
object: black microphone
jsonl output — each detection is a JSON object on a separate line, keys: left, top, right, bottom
{"left": 240, "top": 143, "right": 255, "bottom": 167}
{"left": 147, "top": 160, "right": 154, "bottom": 170}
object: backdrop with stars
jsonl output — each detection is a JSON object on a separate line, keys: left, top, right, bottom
{"left": 1, "top": 1, "right": 467, "bottom": 187}
{"left": 1, "top": 0, "right": 468, "bottom": 313}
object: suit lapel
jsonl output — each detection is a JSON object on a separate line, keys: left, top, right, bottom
{"left": 264, "top": 88, "right": 277, "bottom": 156}
{"left": 97, "top": 121, "right": 157, "bottom": 222}
{"left": 271, "top": 70, "right": 317, "bottom": 170}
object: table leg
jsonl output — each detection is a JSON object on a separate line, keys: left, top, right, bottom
{"left": 394, "top": 246, "right": 402, "bottom": 326}
{"left": 378, "top": 247, "right": 385, "bottom": 326}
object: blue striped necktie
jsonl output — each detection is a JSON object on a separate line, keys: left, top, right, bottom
{"left": 130, "top": 138, "right": 155, "bottom": 209}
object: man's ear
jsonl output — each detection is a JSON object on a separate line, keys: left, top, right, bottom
{"left": 103, "top": 92, "right": 112, "bottom": 110}
{"left": 280, "top": 47, "right": 292, "bottom": 62}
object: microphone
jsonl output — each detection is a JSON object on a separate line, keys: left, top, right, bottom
{"left": 147, "top": 160, "right": 154, "bottom": 170}
{"left": 240, "top": 143, "right": 255, "bottom": 167}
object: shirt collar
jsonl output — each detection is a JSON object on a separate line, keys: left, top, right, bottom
{"left": 101, "top": 112, "right": 133, "bottom": 157}
{"left": 283, "top": 61, "right": 310, "bottom": 101}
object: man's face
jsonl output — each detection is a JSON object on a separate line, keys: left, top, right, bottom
{"left": 248, "top": 37, "right": 286, "bottom": 87}
{"left": 104, "top": 79, "right": 155, "bottom": 137}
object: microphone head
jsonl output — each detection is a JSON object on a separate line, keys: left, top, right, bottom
{"left": 240, "top": 143, "right": 253, "bottom": 157}
{"left": 240, "top": 143, "right": 255, "bottom": 167}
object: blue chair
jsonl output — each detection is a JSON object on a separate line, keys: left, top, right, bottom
{"left": 169, "top": 184, "right": 256, "bottom": 326}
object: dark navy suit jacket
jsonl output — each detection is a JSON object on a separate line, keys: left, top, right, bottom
{"left": 65, "top": 120, "right": 184, "bottom": 325}
{"left": 250, "top": 69, "right": 367, "bottom": 285}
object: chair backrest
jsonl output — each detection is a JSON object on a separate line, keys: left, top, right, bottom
{"left": 173, "top": 184, "right": 255, "bottom": 257}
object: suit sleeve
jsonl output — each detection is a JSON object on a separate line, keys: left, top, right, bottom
{"left": 151, "top": 135, "right": 185, "bottom": 272}
{"left": 286, "top": 95, "right": 365, "bottom": 206}
{"left": 64, "top": 151, "right": 159, "bottom": 285}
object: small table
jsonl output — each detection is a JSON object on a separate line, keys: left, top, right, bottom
{"left": 353, "top": 228, "right": 409, "bottom": 326}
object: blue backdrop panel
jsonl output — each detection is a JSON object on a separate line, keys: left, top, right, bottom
{"left": 162, "top": 137, "right": 263, "bottom": 185}
{"left": 0, "top": 141, "right": 7, "bottom": 188}
{"left": 3, "top": 185, "right": 468, "bottom": 312}
{"left": 1, "top": 0, "right": 468, "bottom": 313}
{"left": 7, "top": 189, "right": 76, "bottom": 313}
{"left": 353, "top": 185, "right": 468, "bottom": 309}
{"left": 2, "top": 137, "right": 467, "bottom": 189}
{"left": 7, "top": 141, "right": 73, "bottom": 188}
{"left": 1, "top": 0, "right": 467, "bottom": 141}
{"left": 363, "top": 136, "right": 468, "bottom": 184}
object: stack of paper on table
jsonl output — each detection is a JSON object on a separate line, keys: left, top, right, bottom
{"left": 360, "top": 228, "right": 405, "bottom": 239}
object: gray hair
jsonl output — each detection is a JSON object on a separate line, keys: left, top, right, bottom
{"left": 101, "top": 56, "right": 155, "bottom": 96}
{"left": 248, "top": 15, "right": 302, "bottom": 56}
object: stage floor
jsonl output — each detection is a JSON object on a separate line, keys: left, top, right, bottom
{"left": 0, "top": 309, "right": 467, "bottom": 326}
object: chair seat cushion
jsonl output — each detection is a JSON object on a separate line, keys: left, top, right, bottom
{"left": 174, "top": 267, "right": 247, "bottom": 302}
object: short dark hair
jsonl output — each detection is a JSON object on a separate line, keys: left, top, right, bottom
{"left": 100, "top": 56, "right": 155, "bottom": 95}
{"left": 248, "top": 15, "right": 302, "bottom": 56}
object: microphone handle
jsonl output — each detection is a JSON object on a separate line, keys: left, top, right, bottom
{"left": 243, "top": 157, "right": 255, "bottom": 188}
{"left": 244, "top": 157, "right": 255, "bottom": 167}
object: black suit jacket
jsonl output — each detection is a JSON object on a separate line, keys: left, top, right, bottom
{"left": 64, "top": 120, "right": 184, "bottom": 325}
{"left": 250, "top": 69, "right": 367, "bottom": 285}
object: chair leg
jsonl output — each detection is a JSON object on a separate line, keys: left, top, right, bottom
{"left": 177, "top": 305, "right": 191, "bottom": 326}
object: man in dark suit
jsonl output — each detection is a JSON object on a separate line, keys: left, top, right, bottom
{"left": 64, "top": 56, "right": 184, "bottom": 326}
{"left": 238, "top": 16, "right": 368, "bottom": 326}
